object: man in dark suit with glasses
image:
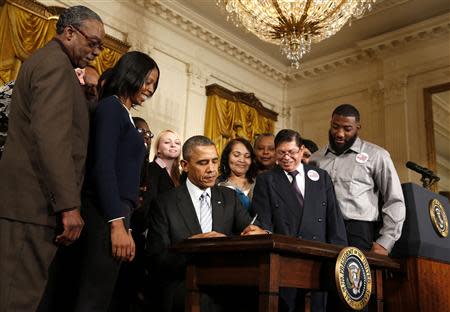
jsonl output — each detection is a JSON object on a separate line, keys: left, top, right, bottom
{"left": 251, "top": 129, "right": 348, "bottom": 312}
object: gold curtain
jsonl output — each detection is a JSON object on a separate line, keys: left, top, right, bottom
{"left": 204, "top": 94, "right": 275, "bottom": 155}
{"left": 0, "top": 2, "right": 56, "bottom": 84}
{"left": 0, "top": 0, "right": 129, "bottom": 84}
{"left": 90, "top": 47, "right": 123, "bottom": 75}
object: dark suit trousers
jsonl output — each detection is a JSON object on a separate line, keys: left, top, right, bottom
{"left": 74, "top": 196, "right": 122, "bottom": 312}
{"left": 37, "top": 240, "right": 82, "bottom": 312}
{"left": 279, "top": 287, "right": 327, "bottom": 312}
{"left": 0, "top": 218, "right": 57, "bottom": 312}
{"left": 344, "top": 220, "right": 377, "bottom": 251}
{"left": 160, "top": 279, "right": 257, "bottom": 312}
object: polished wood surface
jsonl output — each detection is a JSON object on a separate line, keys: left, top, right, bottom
{"left": 173, "top": 234, "right": 400, "bottom": 312}
{"left": 385, "top": 257, "right": 450, "bottom": 311}
{"left": 173, "top": 234, "right": 400, "bottom": 269}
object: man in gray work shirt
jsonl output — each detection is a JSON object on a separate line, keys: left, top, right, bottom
{"left": 311, "top": 104, "right": 406, "bottom": 256}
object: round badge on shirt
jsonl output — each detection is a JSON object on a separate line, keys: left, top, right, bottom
{"left": 355, "top": 152, "right": 369, "bottom": 164}
{"left": 307, "top": 170, "right": 320, "bottom": 181}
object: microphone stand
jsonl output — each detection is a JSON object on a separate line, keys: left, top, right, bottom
{"left": 421, "top": 174, "right": 439, "bottom": 190}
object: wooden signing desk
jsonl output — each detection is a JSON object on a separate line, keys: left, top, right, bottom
{"left": 172, "top": 234, "right": 400, "bottom": 312}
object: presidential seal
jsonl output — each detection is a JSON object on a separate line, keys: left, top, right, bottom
{"left": 429, "top": 199, "right": 448, "bottom": 238}
{"left": 335, "top": 247, "right": 372, "bottom": 310}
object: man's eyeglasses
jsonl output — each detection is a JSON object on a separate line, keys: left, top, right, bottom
{"left": 137, "top": 128, "right": 154, "bottom": 140}
{"left": 276, "top": 149, "right": 301, "bottom": 158}
{"left": 72, "top": 26, "right": 104, "bottom": 51}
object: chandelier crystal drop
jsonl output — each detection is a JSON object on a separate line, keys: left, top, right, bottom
{"left": 218, "top": 0, "right": 375, "bottom": 69}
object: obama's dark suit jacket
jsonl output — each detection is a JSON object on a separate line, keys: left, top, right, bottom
{"left": 147, "top": 182, "right": 253, "bottom": 312}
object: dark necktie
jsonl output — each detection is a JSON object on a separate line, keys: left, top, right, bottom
{"left": 288, "top": 170, "right": 304, "bottom": 209}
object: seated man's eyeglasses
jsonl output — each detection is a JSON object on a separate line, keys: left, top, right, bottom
{"left": 277, "top": 149, "right": 300, "bottom": 157}
{"left": 71, "top": 25, "right": 104, "bottom": 51}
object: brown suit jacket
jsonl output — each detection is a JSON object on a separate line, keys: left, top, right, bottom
{"left": 0, "top": 39, "right": 89, "bottom": 227}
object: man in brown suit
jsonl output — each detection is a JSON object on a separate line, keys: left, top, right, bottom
{"left": 0, "top": 6, "right": 104, "bottom": 311}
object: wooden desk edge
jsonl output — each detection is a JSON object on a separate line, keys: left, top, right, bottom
{"left": 172, "top": 234, "right": 401, "bottom": 270}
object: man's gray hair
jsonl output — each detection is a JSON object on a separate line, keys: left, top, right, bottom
{"left": 182, "top": 135, "right": 215, "bottom": 160}
{"left": 56, "top": 5, "right": 103, "bottom": 34}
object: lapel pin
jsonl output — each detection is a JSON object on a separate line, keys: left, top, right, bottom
{"left": 307, "top": 170, "right": 320, "bottom": 181}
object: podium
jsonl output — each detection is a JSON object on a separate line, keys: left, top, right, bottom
{"left": 172, "top": 234, "right": 400, "bottom": 312}
{"left": 386, "top": 183, "right": 450, "bottom": 311}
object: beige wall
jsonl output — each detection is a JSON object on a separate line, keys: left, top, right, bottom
{"left": 49, "top": 0, "right": 287, "bottom": 160}
{"left": 47, "top": 1, "right": 449, "bottom": 178}
{"left": 286, "top": 14, "right": 450, "bottom": 184}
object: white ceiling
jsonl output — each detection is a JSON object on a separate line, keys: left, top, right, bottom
{"left": 162, "top": 0, "right": 450, "bottom": 67}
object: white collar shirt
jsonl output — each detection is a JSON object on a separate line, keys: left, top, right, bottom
{"left": 283, "top": 163, "right": 305, "bottom": 197}
{"left": 186, "top": 178, "right": 212, "bottom": 225}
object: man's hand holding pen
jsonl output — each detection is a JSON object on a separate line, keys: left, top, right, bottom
{"left": 189, "top": 214, "right": 269, "bottom": 238}
{"left": 240, "top": 214, "right": 268, "bottom": 236}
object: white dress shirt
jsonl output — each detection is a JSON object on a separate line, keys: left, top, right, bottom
{"left": 283, "top": 163, "right": 305, "bottom": 197}
{"left": 186, "top": 178, "right": 212, "bottom": 229}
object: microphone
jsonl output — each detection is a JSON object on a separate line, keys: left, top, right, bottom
{"left": 405, "top": 161, "right": 440, "bottom": 181}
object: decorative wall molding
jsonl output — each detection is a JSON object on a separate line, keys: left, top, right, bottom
{"left": 205, "top": 72, "right": 283, "bottom": 113}
{"left": 8, "top": 0, "right": 131, "bottom": 53}
{"left": 4, "top": 0, "right": 56, "bottom": 19}
{"left": 290, "top": 13, "right": 450, "bottom": 82}
{"left": 382, "top": 74, "right": 408, "bottom": 104}
{"left": 358, "top": 13, "right": 450, "bottom": 57}
{"left": 363, "top": 0, "right": 410, "bottom": 18}
{"left": 132, "top": 0, "right": 288, "bottom": 83}
{"left": 125, "top": 1, "right": 449, "bottom": 86}
{"left": 187, "top": 63, "right": 209, "bottom": 92}
{"left": 367, "top": 81, "right": 385, "bottom": 103}
{"left": 103, "top": 35, "right": 130, "bottom": 54}
{"left": 280, "top": 107, "right": 291, "bottom": 120}
{"left": 206, "top": 83, "right": 278, "bottom": 121}
{"left": 288, "top": 48, "right": 373, "bottom": 80}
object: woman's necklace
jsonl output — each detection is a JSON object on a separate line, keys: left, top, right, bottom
{"left": 229, "top": 176, "right": 249, "bottom": 191}
{"left": 113, "top": 95, "right": 135, "bottom": 126}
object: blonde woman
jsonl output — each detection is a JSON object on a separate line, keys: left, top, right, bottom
{"left": 146, "top": 130, "right": 182, "bottom": 204}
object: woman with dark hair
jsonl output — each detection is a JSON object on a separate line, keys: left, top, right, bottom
{"left": 217, "top": 138, "right": 257, "bottom": 210}
{"left": 75, "top": 51, "right": 160, "bottom": 311}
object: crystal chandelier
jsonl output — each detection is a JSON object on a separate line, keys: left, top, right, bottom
{"left": 218, "top": 0, "right": 375, "bottom": 69}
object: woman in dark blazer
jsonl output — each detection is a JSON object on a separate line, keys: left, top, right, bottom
{"left": 75, "top": 51, "right": 160, "bottom": 311}
{"left": 144, "top": 130, "right": 182, "bottom": 208}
